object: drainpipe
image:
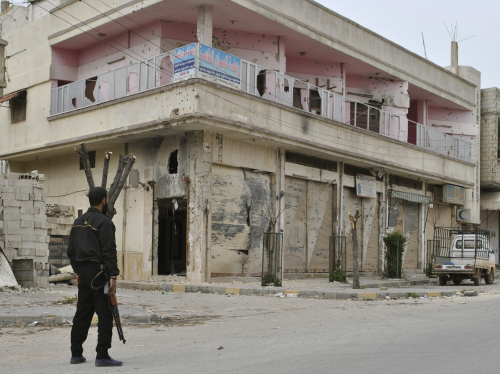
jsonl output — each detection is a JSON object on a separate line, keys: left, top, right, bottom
{"left": 121, "top": 143, "right": 129, "bottom": 279}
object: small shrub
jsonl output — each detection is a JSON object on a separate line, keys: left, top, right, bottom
{"left": 262, "top": 273, "right": 281, "bottom": 287}
{"left": 383, "top": 231, "right": 408, "bottom": 279}
{"left": 329, "top": 270, "right": 347, "bottom": 283}
{"left": 407, "top": 292, "right": 418, "bottom": 299}
{"left": 60, "top": 295, "right": 78, "bottom": 304}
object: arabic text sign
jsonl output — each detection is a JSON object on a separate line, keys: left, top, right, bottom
{"left": 356, "top": 174, "right": 376, "bottom": 199}
{"left": 198, "top": 44, "right": 241, "bottom": 89}
{"left": 173, "top": 43, "right": 196, "bottom": 81}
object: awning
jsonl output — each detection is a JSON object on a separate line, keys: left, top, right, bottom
{"left": 0, "top": 89, "right": 23, "bottom": 104}
{"left": 391, "top": 189, "right": 431, "bottom": 204}
{"left": 480, "top": 192, "right": 500, "bottom": 210}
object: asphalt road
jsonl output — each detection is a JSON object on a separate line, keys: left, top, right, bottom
{"left": 1, "top": 288, "right": 499, "bottom": 373}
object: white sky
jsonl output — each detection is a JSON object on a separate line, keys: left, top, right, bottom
{"left": 315, "top": 0, "right": 499, "bottom": 89}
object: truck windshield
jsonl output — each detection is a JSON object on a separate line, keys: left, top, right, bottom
{"left": 455, "top": 240, "right": 483, "bottom": 249}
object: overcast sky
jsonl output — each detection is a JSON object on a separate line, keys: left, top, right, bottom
{"left": 315, "top": 0, "right": 499, "bottom": 89}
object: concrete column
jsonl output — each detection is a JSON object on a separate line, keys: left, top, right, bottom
{"left": 277, "top": 37, "right": 286, "bottom": 73}
{"left": 197, "top": 5, "right": 213, "bottom": 46}
{"left": 186, "top": 131, "right": 212, "bottom": 283}
{"left": 450, "top": 41, "right": 458, "bottom": 74}
{"left": 416, "top": 100, "right": 428, "bottom": 127}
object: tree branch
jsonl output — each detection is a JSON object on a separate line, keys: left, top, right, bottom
{"left": 101, "top": 151, "right": 112, "bottom": 189}
{"left": 75, "top": 143, "right": 95, "bottom": 189}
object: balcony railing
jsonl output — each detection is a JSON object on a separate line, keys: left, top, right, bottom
{"left": 408, "top": 121, "right": 472, "bottom": 162}
{"left": 50, "top": 43, "right": 471, "bottom": 162}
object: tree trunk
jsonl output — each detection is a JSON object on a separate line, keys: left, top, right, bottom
{"left": 101, "top": 151, "right": 112, "bottom": 189}
{"left": 75, "top": 143, "right": 95, "bottom": 189}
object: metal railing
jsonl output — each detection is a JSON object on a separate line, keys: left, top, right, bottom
{"left": 411, "top": 122, "right": 472, "bottom": 162}
{"left": 50, "top": 43, "right": 471, "bottom": 161}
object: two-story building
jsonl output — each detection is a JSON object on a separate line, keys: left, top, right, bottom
{"left": 0, "top": 0, "right": 481, "bottom": 282}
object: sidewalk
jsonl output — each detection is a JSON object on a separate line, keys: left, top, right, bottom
{"left": 118, "top": 273, "right": 458, "bottom": 300}
{"left": 1, "top": 274, "right": 495, "bottom": 327}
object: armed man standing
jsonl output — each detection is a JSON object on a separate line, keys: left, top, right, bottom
{"left": 67, "top": 187, "right": 123, "bottom": 367}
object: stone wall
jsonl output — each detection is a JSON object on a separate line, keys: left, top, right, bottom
{"left": 480, "top": 88, "right": 500, "bottom": 188}
{"left": 0, "top": 172, "right": 49, "bottom": 287}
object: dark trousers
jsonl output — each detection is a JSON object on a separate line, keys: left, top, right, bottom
{"left": 70, "top": 262, "right": 113, "bottom": 359}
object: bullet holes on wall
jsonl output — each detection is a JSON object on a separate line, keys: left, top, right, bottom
{"left": 169, "top": 150, "right": 178, "bottom": 174}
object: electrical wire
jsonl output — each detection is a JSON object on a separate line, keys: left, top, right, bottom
{"left": 36, "top": 1, "right": 476, "bottom": 160}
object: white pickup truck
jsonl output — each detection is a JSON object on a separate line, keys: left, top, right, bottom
{"left": 432, "top": 232, "right": 496, "bottom": 286}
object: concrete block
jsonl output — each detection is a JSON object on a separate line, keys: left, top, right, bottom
{"left": 21, "top": 241, "right": 36, "bottom": 249}
{"left": 0, "top": 186, "right": 16, "bottom": 193}
{"left": 21, "top": 234, "right": 36, "bottom": 241}
{"left": 34, "top": 201, "right": 46, "bottom": 209}
{"left": 18, "top": 248, "right": 36, "bottom": 256}
{"left": 34, "top": 228, "right": 47, "bottom": 236}
{"left": 0, "top": 228, "right": 3, "bottom": 235}
{"left": 20, "top": 228, "right": 34, "bottom": 235}
{"left": 36, "top": 242, "right": 48, "bottom": 250}
{"left": 35, "top": 248, "right": 48, "bottom": 257}
{"left": 18, "top": 200, "right": 34, "bottom": 208}
{"left": 21, "top": 220, "right": 34, "bottom": 228}
{"left": 15, "top": 193, "right": 30, "bottom": 201}
{"left": 5, "top": 227, "right": 21, "bottom": 235}
{"left": 2, "top": 200, "right": 20, "bottom": 207}
{"left": 34, "top": 214, "right": 47, "bottom": 222}
{"left": 2, "top": 192, "right": 15, "bottom": 199}
{"left": 6, "top": 213, "right": 21, "bottom": 221}
{"left": 4, "top": 220, "right": 20, "bottom": 228}
{"left": 36, "top": 235, "right": 46, "bottom": 243}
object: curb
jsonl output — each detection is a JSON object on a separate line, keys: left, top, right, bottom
{"left": 160, "top": 283, "right": 457, "bottom": 300}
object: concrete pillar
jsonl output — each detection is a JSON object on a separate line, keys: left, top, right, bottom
{"left": 450, "top": 41, "right": 458, "bottom": 74}
{"left": 277, "top": 37, "right": 286, "bottom": 73}
{"left": 186, "top": 131, "right": 212, "bottom": 283}
{"left": 197, "top": 5, "right": 213, "bottom": 46}
{"left": 416, "top": 99, "right": 428, "bottom": 126}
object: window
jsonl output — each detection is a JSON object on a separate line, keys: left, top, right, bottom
{"left": 79, "top": 150, "right": 96, "bottom": 170}
{"left": 11, "top": 90, "right": 27, "bottom": 124}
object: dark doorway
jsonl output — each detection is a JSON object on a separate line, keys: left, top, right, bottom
{"left": 157, "top": 198, "right": 187, "bottom": 276}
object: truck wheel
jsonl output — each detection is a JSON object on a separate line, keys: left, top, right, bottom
{"left": 439, "top": 276, "right": 447, "bottom": 286}
{"left": 473, "top": 277, "right": 481, "bottom": 286}
{"left": 485, "top": 270, "right": 495, "bottom": 285}
{"left": 452, "top": 277, "right": 462, "bottom": 285}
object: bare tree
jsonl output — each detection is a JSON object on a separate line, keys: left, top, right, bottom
{"left": 75, "top": 143, "right": 136, "bottom": 220}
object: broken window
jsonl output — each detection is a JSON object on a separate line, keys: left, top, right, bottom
{"left": 79, "top": 150, "right": 96, "bottom": 170}
{"left": 159, "top": 56, "right": 173, "bottom": 86}
{"left": 11, "top": 90, "right": 27, "bottom": 124}
{"left": 169, "top": 150, "right": 178, "bottom": 174}
{"left": 257, "top": 69, "right": 266, "bottom": 97}
{"left": 309, "top": 89, "right": 321, "bottom": 114}
{"left": 85, "top": 78, "right": 97, "bottom": 103}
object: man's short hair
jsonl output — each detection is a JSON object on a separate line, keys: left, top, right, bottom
{"left": 88, "top": 187, "right": 108, "bottom": 207}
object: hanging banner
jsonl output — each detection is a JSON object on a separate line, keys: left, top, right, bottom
{"left": 198, "top": 44, "right": 241, "bottom": 89}
{"left": 173, "top": 43, "right": 196, "bottom": 82}
{"left": 356, "top": 174, "right": 377, "bottom": 199}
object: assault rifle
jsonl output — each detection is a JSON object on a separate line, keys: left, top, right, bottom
{"left": 102, "top": 265, "right": 126, "bottom": 344}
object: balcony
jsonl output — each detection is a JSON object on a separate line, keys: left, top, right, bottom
{"left": 50, "top": 43, "right": 472, "bottom": 163}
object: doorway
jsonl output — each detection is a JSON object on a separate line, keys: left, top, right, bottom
{"left": 157, "top": 198, "right": 187, "bottom": 276}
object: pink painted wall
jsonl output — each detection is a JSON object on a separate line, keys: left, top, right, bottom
{"left": 52, "top": 47, "right": 79, "bottom": 67}
{"left": 160, "top": 21, "right": 197, "bottom": 46}
{"left": 212, "top": 28, "right": 278, "bottom": 53}
{"left": 427, "top": 106, "right": 475, "bottom": 124}
{"left": 287, "top": 58, "right": 341, "bottom": 78}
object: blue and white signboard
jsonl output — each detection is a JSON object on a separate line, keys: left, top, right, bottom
{"left": 198, "top": 44, "right": 241, "bottom": 89}
{"left": 173, "top": 43, "right": 196, "bottom": 82}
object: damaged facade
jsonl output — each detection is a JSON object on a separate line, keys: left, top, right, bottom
{"left": 0, "top": 0, "right": 481, "bottom": 282}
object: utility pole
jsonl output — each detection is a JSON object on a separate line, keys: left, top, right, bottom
{"left": 349, "top": 209, "right": 361, "bottom": 289}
